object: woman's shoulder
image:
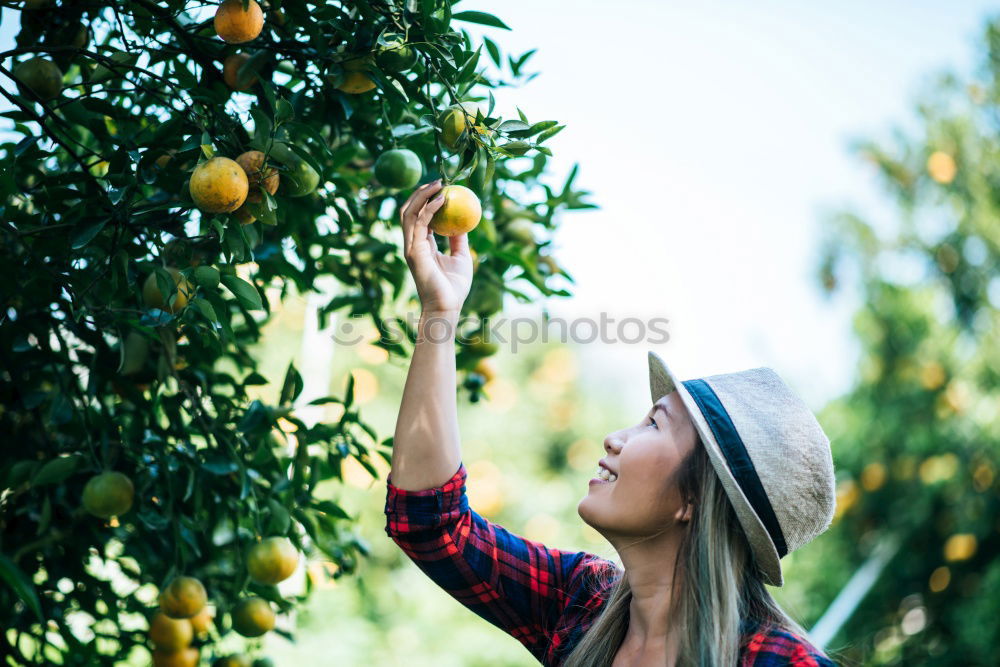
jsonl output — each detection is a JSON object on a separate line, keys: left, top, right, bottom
{"left": 742, "top": 622, "right": 838, "bottom": 666}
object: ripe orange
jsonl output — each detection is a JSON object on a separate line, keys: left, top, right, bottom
{"left": 152, "top": 648, "right": 200, "bottom": 667}
{"left": 142, "top": 267, "right": 194, "bottom": 314}
{"left": 189, "top": 606, "right": 214, "bottom": 635}
{"left": 13, "top": 57, "right": 63, "bottom": 101}
{"left": 473, "top": 358, "right": 496, "bottom": 384}
{"left": 429, "top": 185, "right": 481, "bottom": 236}
{"left": 927, "top": 151, "right": 957, "bottom": 184}
{"left": 439, "top": 102, "right": 489, "bottom": 151}
{"left": 189, "top": 157, "right": 249, "bottom": 213}
{"left": 231, "top": 597, "right": 275, "bottom": 637}
{"left": 247, "top": 536, "right": 299, "bottom": 585}
{"left": 235, "top": 150, "right": 278, "bottom": 203}
{"left": 159, "top": 576, "right": 208, "bottom": 619}
{"left": 214, "top": 0, "right": 263, "bottom": 44}
{"left": 223, "top": 53, "right": 258, "bottom": 91}
{"left": 149, "top": 612, "right": 194, "bottom": 651}
{"left": 82, "top": 471, "right": 134, "bottom": 519}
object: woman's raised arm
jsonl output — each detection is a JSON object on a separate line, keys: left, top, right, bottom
{"left": 389, "top": 179, "right": 474, "bottom": 492}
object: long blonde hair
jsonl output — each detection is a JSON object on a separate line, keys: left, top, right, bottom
{"left": 563, "top": 437, "right": 813, "bottom": 666}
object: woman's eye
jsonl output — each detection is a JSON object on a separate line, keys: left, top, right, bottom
{"left": 647, "top": 416, "right": 658, "bottom": 429}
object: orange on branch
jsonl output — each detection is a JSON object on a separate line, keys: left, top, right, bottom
{"left": 159, "top": 576, "right": 207, "bottom": 619}
{"left": 247, "top": 536, "right": 299, "bottom": 585}
{"left": 235, "top": 150, "right": 278, "bottom": 203}
{"left": 223, "top": 53, "right": 258, "bottom": 91}
{"left": 13, "top": 57, "right": 63, "bottom": 101}
{"left": 429, "top": 185, "right": 481, "bottom": 236}
{"left": 149, "top": 612, "right": 193, "bottom": 651}
{"left": 927, "top": 150, "right": 957, "bottom": 184}
{"left": 231, "top": 597, "right": 275, "bottom": 637}
{"left": 189, "top": 606, "right": 214, "bottom": 635}
{"left": 82, "top": 471, "right": 134, "bottom": 519}
{"left": 214, "top": 0, "right": 264, "bottom": 44}
{"left": 152, "top": 648, "right": 200, "bottom": 667}
{"left": 189, "top": 157, "right": 249, "bottom": 213}
{"left": 142, "top": 267, "right": 194, "bottom": 314}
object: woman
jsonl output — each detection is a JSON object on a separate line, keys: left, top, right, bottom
{"left": 385, "top": 181, "right": 839, "bottom": 666}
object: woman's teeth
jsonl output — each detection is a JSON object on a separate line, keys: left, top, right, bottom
{"left": 597, "top": 467, "right": 618, "bottom": 482}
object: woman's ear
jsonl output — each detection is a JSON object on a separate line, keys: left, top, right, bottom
{"left": 675, "top": 501, "right": 693, "bottom": 524}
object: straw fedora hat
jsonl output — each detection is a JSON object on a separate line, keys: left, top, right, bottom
{"left": 647, "top": 350, "right": 836, "bottom": 587}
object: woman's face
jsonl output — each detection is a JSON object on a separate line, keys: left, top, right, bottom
{"left": 577, "top": 390, "right": 699, "bottom": 541}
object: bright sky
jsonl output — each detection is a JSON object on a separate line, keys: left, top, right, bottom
{"left": 467, "top": 0, "right": 999, "bottom": 410}
{"left": 2, "top": 1, "right": 996, "bottom": 411}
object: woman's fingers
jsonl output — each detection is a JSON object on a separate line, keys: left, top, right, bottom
{"left": 400, "top": 180, "right": 443, "bottom": 240}
{"left": 448, "top": 232, "right": 470, "bottom": 259}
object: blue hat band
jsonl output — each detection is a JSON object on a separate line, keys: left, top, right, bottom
{"left": 682, "top": 378, "right": 789, "bottom": 559}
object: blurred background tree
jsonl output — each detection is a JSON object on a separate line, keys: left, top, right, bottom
{"left": 808, "top": 15, "right": 1000, "bottom": 665}
{"left": 0, "top": 0, "right": 592, "bottom": 664}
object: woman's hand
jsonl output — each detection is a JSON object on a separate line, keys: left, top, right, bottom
{"left": 400, "top": 179, "right": 473, "bottom": 315}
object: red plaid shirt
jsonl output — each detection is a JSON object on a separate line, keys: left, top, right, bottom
{"left": 385, "top": 461, "right": 837, "bottom": 666}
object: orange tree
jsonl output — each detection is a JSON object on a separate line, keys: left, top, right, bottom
{"left": 0, "top": 0, "right": 594, "bottom": 663}
{"left": 814, "top": 16, "right": 1000, "bottom": 663}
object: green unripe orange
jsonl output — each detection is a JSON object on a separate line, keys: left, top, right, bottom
{"left": 373, "top": 149, "right": 422, "bottom": 189}
{"left": 247, "top": 536, "right": 299, "bottom": 585}
{"left": 231, "top": 597, "right": 275, "bottom": 637}
{"left": 13, "top": 57, "right": 63, "bottom": 101}
{"left": 82, "top": 471, "right": 134, "bottom": 519}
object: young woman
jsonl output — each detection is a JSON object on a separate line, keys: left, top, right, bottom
{"left": 385, "top": 181, "right": 840, "bottom": 666}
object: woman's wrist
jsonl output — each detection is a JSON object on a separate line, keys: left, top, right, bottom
{"left": 417, "top": 309, "right": 460, "bottom": 343}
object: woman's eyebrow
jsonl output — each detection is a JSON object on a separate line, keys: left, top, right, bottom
{"left": 655, "top": 403, "right": 669, "bottom": 419}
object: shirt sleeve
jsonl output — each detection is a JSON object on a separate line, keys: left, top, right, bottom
{"left": 384, "top": 461, "right": 606, "bottom": 660}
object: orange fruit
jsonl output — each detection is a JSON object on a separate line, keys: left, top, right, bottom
{"left": 473, "top": 358, "right": 496, "bottom": 384}
{"left": 142, "top": 267, "right": 194, "bottom": 314}
{"left": 82, "top": 471, "right": 134, "bottom": 519}
{"left": 152, "top": 648, "right": 200, "bottom": 667}
{"left": 13, "top": 57, "right": 62, "bottom": 101}
{"left": 439, "top": 102, "right": 489, "bottom": 150}
{"left": 429, "top": 185, "right": 481, "bottom": 236}
{"left": 374, "top": 148, "right": 422, "bottom": 189}
{"left": 927, "top": 151, "right": 957, "bottom": 184}
{"left": 235, "top": 150, "right": 278, "bottom": 203}
{"left": 232, "top": 205, "right": 256, "bottom": 225}
{"left": 159, "top": 576, "right": 208, "bottom": 619}
{"left": 189, "top": 606, "right": 214, "bottom": 635}
{"left": 149, "top": 612, "right": 193, "bottom": 651}
{"left": 335, "top": 71, "right": 375, "bottom": 94}
{"left": 223, "top": 53, "right": 258, "bottom": 91}
{"left": 214, "top": 0, "right": 264, "bottom": 44}
{"left": 247, "top": 536, "right": 299, "bottom": 585}
{"left": 231, "top": 597, "right": 275, "bottom": 637}
{"left": 189, "top": 157, "right": 249, "bottom": 213}
{"left": 503, "top": 218, "right": 535, "bottom": 245}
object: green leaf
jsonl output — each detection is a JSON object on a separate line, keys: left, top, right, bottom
{"left": 280, "top": 362, "right": 304, "bottom": 405}
{"left": 70, "top": 219, "right": 108, "bottom": 249}
{"left": 0, "top": 554, "right": 43, "bottom": 623}
{"left": 192, "top": 266, "right": 220, "bottom": 288}
{"left": 221, "top": 274, "right": 264, "bottom": 310}
{"left": 452, "top": 10, "right": 511, "bottom": 30}
{"left": 32, "top": 455, "right": 85, "bottom": 486}
{"left": 312, "top": 500, "right": 352, "bottom": 520}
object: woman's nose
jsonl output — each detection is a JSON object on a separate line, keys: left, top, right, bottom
{"left": 604, "top": 436, "right": 623, "bottom": 454}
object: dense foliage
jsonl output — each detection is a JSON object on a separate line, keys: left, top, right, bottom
{"left": 815, "top": 17, "right": 1000, "bottom": 664}
{"left": 0, "top": 0, "right": 592, "bottom": 663}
